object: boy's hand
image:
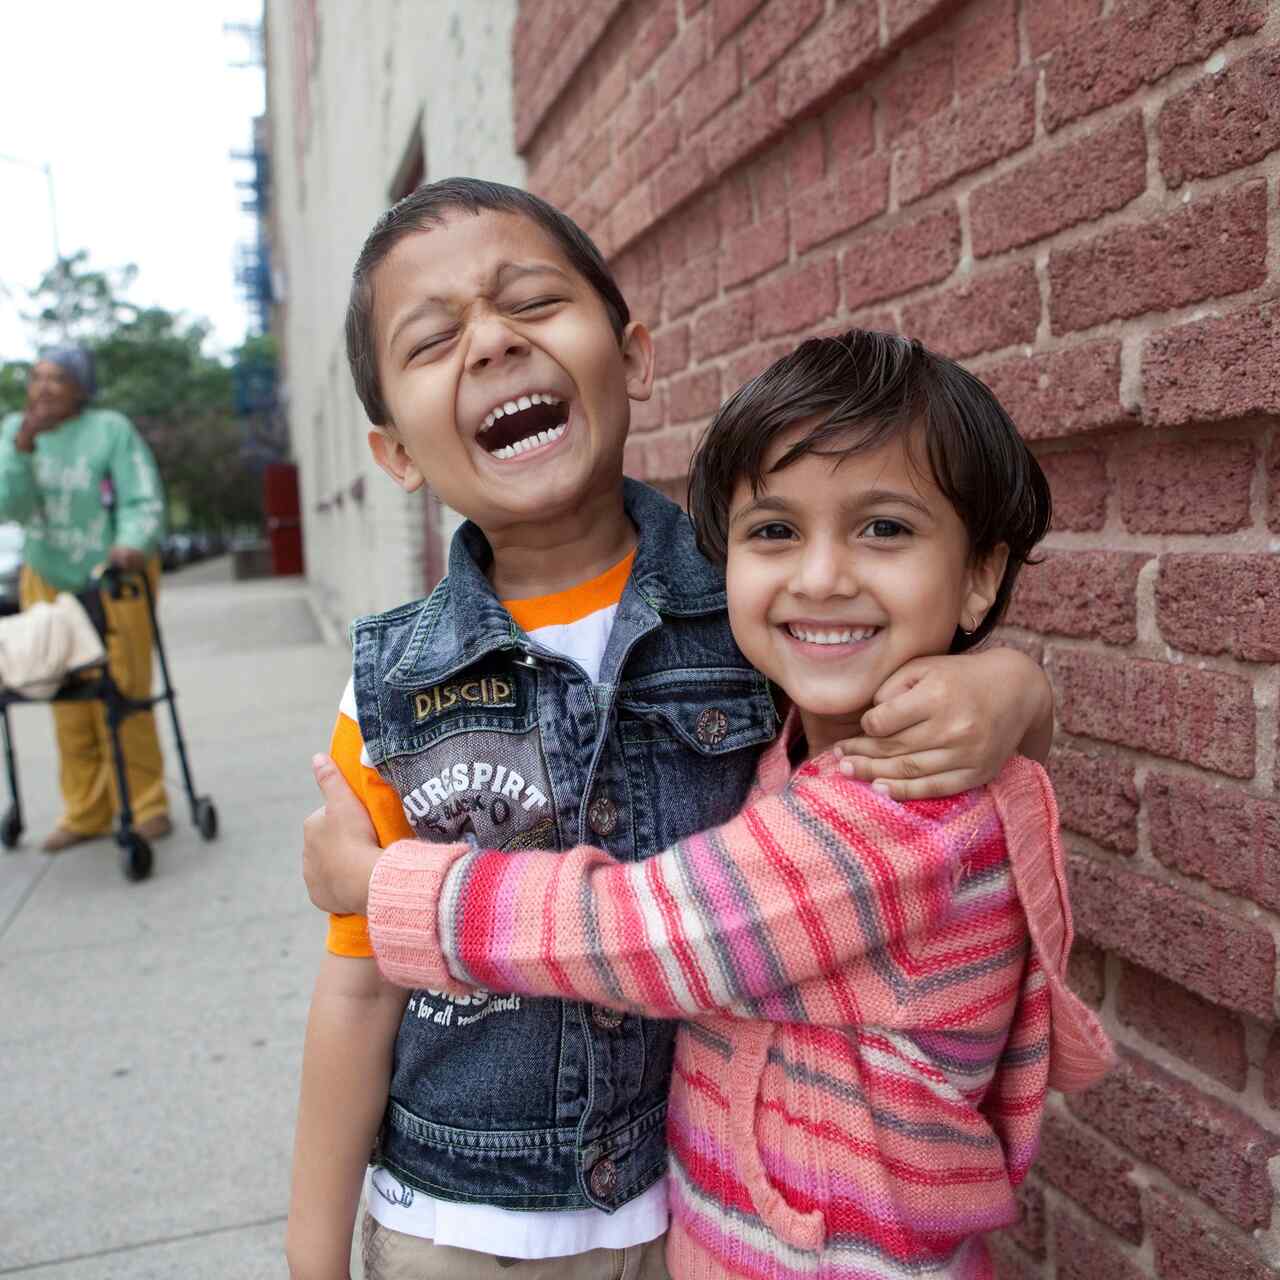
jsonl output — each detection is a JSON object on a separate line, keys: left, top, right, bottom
{"left": 833, "top": 648, "right": 1053, "bottom": 800}
{"left": 302, "top": 755, "right": 381, "bottom": 915}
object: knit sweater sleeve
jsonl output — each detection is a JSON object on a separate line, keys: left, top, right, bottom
{"left": 106, "top": 412, "right": 165, "bottom": 554}
{"left": 366, "top": 765, "right": 978, "bottom": 1021}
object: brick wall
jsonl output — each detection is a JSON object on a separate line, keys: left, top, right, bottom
{"left": 515, "top": 1, "right": 1280, "bottom": 1275}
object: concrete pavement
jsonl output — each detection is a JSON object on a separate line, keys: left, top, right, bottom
{"left": 0, "top": 559, "right": 352, "bottom": 1277}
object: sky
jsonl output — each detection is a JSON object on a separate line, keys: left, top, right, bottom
{"left": 0, "top": 0, "right": 265, "bottom": 361}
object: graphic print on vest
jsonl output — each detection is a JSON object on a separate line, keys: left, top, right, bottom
{"left": 394, "top": 728, "right": 559, "bottom": 853}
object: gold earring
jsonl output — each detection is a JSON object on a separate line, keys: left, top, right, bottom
{"left": 960, "top": 611, "right": 978, "bottom": 635}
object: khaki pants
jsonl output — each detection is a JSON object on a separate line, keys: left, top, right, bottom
{"left": 19, "top": 561, "right": 168, "bottom": 833}
{"left": 360, "top": 1215, "right": 671, "bottom": 1280}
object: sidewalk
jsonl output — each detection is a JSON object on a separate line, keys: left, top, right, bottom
{"left": 0, "top": 559, "right": 351, "bottom": 1277}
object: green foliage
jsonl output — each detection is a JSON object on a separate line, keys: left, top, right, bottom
{"left": 1, "top": 252, "right": 279, "bottom": 532}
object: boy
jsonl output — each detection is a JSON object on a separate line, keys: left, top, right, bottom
{"left": 287, "top": 179, "right": 1053, "bottom": 1279}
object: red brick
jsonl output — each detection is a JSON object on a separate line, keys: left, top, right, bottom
{"left": 610, "top": 182, "right": 656, "bottom": 254}
{"left": 1265, "top": 1032, "right": 1280, "bottom": 1109}
{"left": 653, "top": 142, "right": 711, "bottom": 225}
{"left": 1159, "top": 46, "right": 1280, "bottom": 188}
{"left": 1043, "top": 0, "right": 1267, "bottom": 132}
{"left": 653, "top": 324, "right": 691, "bottom": 379}
{"left": 704, "top": 74, "right": 780, "bottom": 177}
{"left": 990, "top": 627, "right": 1044, "bottom": 665}
{"left": 827, "top": 92, "right": 875, "bottom": 160}
{"left": 952, "top": 0, "right": 1018, "bottom": 93}
{"left": 1149, "top": 1185, "right": 1277, "bottom": 1280}
{"left": 1116, "top": 438, "right": 1253, "bottom": 535}
{"left": 667, "top": 368, "right": 722, "bottom": 424}
{"left": 1050, "top": 181, "right": 1268, "bottom": 335}
{"left": 615, "top": 79, "right": 656, "bottom": 149}
{"left": 1025, "top": 0, "right": 1101, "bottom": 59}
{"left": 1270, "top": 431, "right": 1280, "bottom": 533}
{"left": 1068, "top": 1048, "right": 1280, "bottom": 1229}
{"left": 1066, "top": 852, "right": 1273, "bottom": 1017}
{"left": 753, "top": 256, "right": 837, "bottom": 340}
{"left": 712, "top": 0, "right": 763, "bottom": 45}
{"left": 683, "top": 44, "right": 741, "bottom": 136}
{"left": 1005, "top": 1180, "right": 1046, "bottom": 1259}
{"left": 775, "top": 1, "right": 881, "bottom": 120}
{"left": 1007, "top": 550, "right": 1147, "bottom": 645}
{"left": 1037, "top": 449, "right": 1108, "bottom": 530}
{"left": 902, "top": 262, "right": 1040, "bottom": 359}
{"left": 896, "top": 70, "right": 1036, "bottom": 206}
{"left": 751, "top": 144, "right": 789, "bottom": 216}
{"left": 1053, "top": 1208, "right": 1145, "bottom": 1280}
{"left": 1143, "top": 302, "right": 1280, "bottom": 429}
{"left": 987, "top": 1237, "right": 1041, "bottom": 1280}
{"left": 686, "top": 0, "right": 710, "bottom": 14}
{"left": 1048, "top": 743, "right": 1138, "bottom": 855}
{"left": 1068, "top": 939, "right": 1106, "bottom": 1008}
{"left": 655, "top": 14, "right": 708, "bottom": 105}
{"left": 877, "top": 31, "right": 955, "bottom": 140}
{"left": 842, "top": 205, "right": 961, "bottom": 309}
{"left": 739, "top": 0, "right": 823, "bottom": 82}
{"left": 718, "top": 171, "right": 753, "bottom": 232}
{"left": 725, "top": 340, "right": 791, "bottom": 390}
{"left": 883, "top": 0, "right": 961, "bottom": 44}
{"left": 646, "top": 424, "right": 697, "bottom": 479}
{"left": 981, "top": 342, "right": 1128, "bottom": 443}
{"left": 787, "top": 120, "right": 826, "bottom": 192}
{"left": 1039, "top": 1111, "right": 1141, "bottom": 1240}
{"left": 628, "top": 108, "right": 681, "bottom": 183}
{"left": 631, "top": 386, "right": 666, "bottom": 434}
{"left": 666, "top": 253, "right": 719, "bottom": 318}
{"left": 720, "top": 212, "right": 790, "bottom": 289}
{"left": 1053, "top": 649, "right": 1255, "bottom": 778}
{"left": 1158, "top": 553, "right": 1280, "bottom": 662}
{"left": 593, "top": 54, "right": 629, "bottom": 120}
{"left": 1146, "top": 772, "right": 1280, "bottom": 914}
{"left": 693, "top": 295, "right": 754, "bottom": 360}
{"left": 630, "top": 0, "right": 679, "bottom": 78}
{"left": 573, "top": 130, "right": 614, "bottom": 195}
{"left": 791, "top": 152, "right": 890, "bottom": 252}
{"left": 1117, "top": 961, "right": 1247, "bottom": 1091}
{"left": 971, "top": 113, "right": 1147, "bottom": 258}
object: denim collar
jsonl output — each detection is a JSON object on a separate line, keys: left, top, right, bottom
{"left": 384, "top": 478, "right": 726, "bottom": 688}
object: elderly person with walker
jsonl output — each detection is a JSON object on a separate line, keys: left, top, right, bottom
{"left": 0, "top": 347, "right": 170, "bottom": 851}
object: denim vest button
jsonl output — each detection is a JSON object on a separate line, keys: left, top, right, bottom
{"left": 592, "top": 1005, "right": 624, "bottom": 1031}
{"left": 696, "top": 707, "right": 729, "bottom": 746}
{"left": 589, "top": 1157, "right": 618, "bottom": 1200}
{"left": 587, "top": 795, "right": 619, "bottom": 837}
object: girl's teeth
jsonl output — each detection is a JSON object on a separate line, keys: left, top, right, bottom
{"left": 491, "top": 422, "right": 567, "bottom": 461}
{"left": 787, "top": 624, "right": 876, "bottom": 645}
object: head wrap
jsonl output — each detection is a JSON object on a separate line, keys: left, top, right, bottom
{"left": 37, "top": 346, "right": 97, "bottom": 401}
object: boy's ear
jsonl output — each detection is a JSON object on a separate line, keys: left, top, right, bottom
{"left": 964, "top": 543, "right": 1010, "bottom": 629}
{"left": 367, "top": 427, "right": 425, "bottom": 494}
{"left": 620, "top": 321, "right": 655, "bottom": 403}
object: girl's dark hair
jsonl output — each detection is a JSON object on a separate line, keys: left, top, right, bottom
{"left": 687, "top": 329, "right": 1052, "bottom": 653}
{"left": 345, "top": 177, "right": 630, "bottom": 425}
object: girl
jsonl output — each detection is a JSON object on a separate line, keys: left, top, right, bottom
{"left": 317, "top": 331, "right": 1111, "bottom": 1279}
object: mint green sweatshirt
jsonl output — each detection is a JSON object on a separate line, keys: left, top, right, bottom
{"left": 0, "top": 407, "right": 165, "bottom": 591}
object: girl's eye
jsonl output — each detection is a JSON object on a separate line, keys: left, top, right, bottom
{"left": 865, "top": 518, "right": 907, "bottom": 539}
{"left": 750, "top": 521, "right": 795, "bottom": 541}
{"left": 512, "top": 297, "right": 561, "bottom": 314}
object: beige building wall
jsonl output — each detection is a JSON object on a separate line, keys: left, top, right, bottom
{"left": 264, "top": 0, "right": 522, "bottom": 636}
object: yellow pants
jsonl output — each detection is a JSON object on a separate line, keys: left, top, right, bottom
{"left": 19, "top": 562, "right": 168, "bottom": 833}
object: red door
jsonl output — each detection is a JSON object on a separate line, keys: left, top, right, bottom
{"left": 263, "top": 462, "right": 305, "bottom": 576}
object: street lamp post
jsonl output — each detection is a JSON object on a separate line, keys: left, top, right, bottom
{"left": 0, "top": 152, "right": 66, "bottom": 338}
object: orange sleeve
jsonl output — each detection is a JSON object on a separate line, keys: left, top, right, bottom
{"left": 325, "top": 710, "right": 415, "bottom": 957}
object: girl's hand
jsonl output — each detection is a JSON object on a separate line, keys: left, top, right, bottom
{"left": 833, "top": 648, "right": 1053, "bottom": 800}
{"left": 302, "top": 755, "right": 380, "bottom": 915}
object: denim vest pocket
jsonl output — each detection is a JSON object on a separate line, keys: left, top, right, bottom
{"left": 618, "top": 668, "right": 775, "bottom": 852}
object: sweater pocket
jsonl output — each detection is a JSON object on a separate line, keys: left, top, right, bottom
{"left": 726, "top": 1023, "right": 826, "bottom": 1253}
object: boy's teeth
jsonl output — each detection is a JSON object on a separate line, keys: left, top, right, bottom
{"left": 491, "top": 422, "right": 567, "bottom": 461}
{"left": 481, "top": 393, "right": 563, "bottom": 432}
{"left": 517, "top": 395, "right": 532, "bottom": 410}
{"left": 787, "top": 624, "right": 877, "bottom": 645}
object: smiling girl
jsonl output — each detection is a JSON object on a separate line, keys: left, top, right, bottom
{"left": 306, "top": 330, "right": 1112, "bottom": 1279}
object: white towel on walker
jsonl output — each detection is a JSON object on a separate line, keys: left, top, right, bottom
{"left": 0, "top": 594, "right": 107, "bottom": 697}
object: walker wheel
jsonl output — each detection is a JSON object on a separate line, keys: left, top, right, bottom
{"left": 195, "top": 797, "right": 218, "bottom": 842}
{"left": 118, "top": 832, "right": 153, "bottom": 882}
{"left": 1, "top": 809, "right": 21, "bottom": 850}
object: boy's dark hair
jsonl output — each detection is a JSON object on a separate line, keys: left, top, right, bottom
{"left": 345, "top": 177, "right": 631, "bottom": 426}
{"left": 687, "top": 329, "right": 1051, "bottom": 653}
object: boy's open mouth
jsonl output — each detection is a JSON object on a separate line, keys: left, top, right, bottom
{"left": 477, "top": 393, "right": 569, "bottom": 460}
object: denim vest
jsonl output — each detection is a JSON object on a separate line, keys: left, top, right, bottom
{"left": 350, "top": 480, "right": 777, "bottom": 1211}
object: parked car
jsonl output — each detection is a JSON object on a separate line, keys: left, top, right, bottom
{"left": 0, "top": 523, "right": 23, "bottom": 614}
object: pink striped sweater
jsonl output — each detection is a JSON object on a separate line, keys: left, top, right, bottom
{"left": 365, "top": 723, "right": 1112, "bottom": 1279}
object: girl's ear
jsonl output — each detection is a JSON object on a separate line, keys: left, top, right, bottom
{"left": 964, "top": 543, "right": 1010, "bottom": 630}
{"left": 367, "top": 427, "right": 425, "bottom": 494}
{"left": 620, "top": 321, "right": 655, "bottom": 403}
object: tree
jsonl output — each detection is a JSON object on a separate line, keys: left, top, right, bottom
{"left": 1, "top": 253, "right": 276, "bottom": 532}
